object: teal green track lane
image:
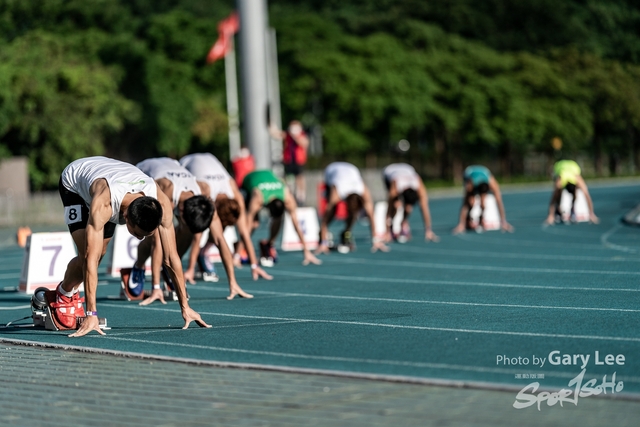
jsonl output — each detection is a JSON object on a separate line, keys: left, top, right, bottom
{"left": 1, "top": 183, "right": 640, "bottom": 398}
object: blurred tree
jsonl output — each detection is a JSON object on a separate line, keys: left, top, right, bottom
{"left": 0, "top": 0, "right": 234, "bottom": 186}
{"left": 0, "top": 31, "right": 138, "bottom": 190}
{"left": 2, "top": 0, "right": 640, "bottom": 187}
{"left": 273, "top": 13, "right": 436, "bottom": 160}
{"left": 272, "top": 0, "right": 640, "bottom": 63}
{"left": 551, "top": 50, "right": 640, "bottom": 175}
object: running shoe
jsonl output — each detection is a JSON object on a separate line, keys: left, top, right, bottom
{"left": 259, "top": 240, "right": 278, "bottom": 267}
{"left": 202, "top": 272, "right": 219, "bottom": 282}
{"left": 160, "top": 265, "right": 188, "bottom": 300}
{"left": 197, "top": 251, "right": 218, "bottom": 282}
{"left": 396, "top": 223, "right": 411, "bottom": 244}
{"left": 234, "top": 248, "right": 250, "bottom": 265}
{"left": 50, "top": 286, "right": 85, "bottom": 329}
{"left": 128, "top": 265, "right": 145, "bottom": 297}
{"left": 337, "top": 230, "right": 354, "bottom": 253}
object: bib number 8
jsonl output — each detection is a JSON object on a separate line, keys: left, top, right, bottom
{"left": 64, "top": 204, "right": 83, "bottom": 225}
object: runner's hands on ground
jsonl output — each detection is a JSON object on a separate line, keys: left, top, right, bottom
{"left": 544, "top": 214, "right": 555, "bottom": 225}
{"left": 183, "top": 267, "right": 197, "bottom": 285}
{"left": 383, "top": 231, "right": 394, "bottom": 243}
{"left": 252, "top": 265, "right": 273, "bottom": 280}
{"left": 501, "top": 221, "right": 514, "bottom": 233}
{"left": 69, "top": 315, "right": 105, "bottom": 338}
{"left": 452, "top": 224, "right": 466, "bottom": 235}
{"left": 181, "top": 307, "right": 212, "bottom": 329}
{"left": 303, "top": 250, "right": 322, "bottom": 265}
{"left": 425, "top": 230, "right": 440, "bottom": 242}
{"left": 233, "top": 254, "right": 243, "bottom": 268}
{"left": 371, "top": 240, "right": 390, "bottom": 253}
{"left": 589, "top": 213, "right": 600, "bottom": 224}
{"left": 314, "top": 244, "right": 331, "bottom": 255}
{"left": 139, "top": 288, "right": 167, "bottom": 306}
{"left": 226, "top": 281, "right": 254, "bottom": 300}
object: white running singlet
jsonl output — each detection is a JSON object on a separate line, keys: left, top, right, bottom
{"left": 383, "top": 163, "right": 421, "bottom": 193}
{"left": 136, "top": 157, "right": 201, "bottom": 207}
{"left": 180, "top": 153, "right": 234, "bottom": 199}
{"left": 61, "top": 156, "right": 158, "bottom": 224}
{"left": 324, "top": 162, "right": 365, "bottom": 200}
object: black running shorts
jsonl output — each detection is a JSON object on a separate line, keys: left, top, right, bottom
{"left": 58, "top": 178, "right": 116, "bottom": 238}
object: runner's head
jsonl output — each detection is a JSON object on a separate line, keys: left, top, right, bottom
{"left": 215, "top": 198, "right": 241, "bottom": 228}
{"left": 474, "top": 183, "right": 489, "bottom": 195}
{"left": 266, "top": 198, "right": 285, "bottom": 218}
{"left": 182, "top": 195, "right": 215, "bottom": 233}
{"left": 127, "top": 196, "right": 163, "bottom": 236}
{"left": 345, "top": 193, "right": 364, "bottom": 224}
{"left": 401, "top": 188, "right": 419, "bottom": 206}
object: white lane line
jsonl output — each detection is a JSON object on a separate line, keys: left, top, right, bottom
{"left": 99, "top": 335, "right": 532, "bottom": 373}
{"left": 391, "top": 244, "right": 640, "bottom": 262}
{"left": 111, "top": 320, "right": 306, "bottom": 336}
{"left": 330, "top": 257, "right": 640, "bottom": 275}
{"left": 101, "top": 303, "right": 640, "bottom": 343}
{"left": 601, "top": 224, "right": 639, "bottom": 254}
{"left": 540, "top": 225, "right": 614, "bottom": 238}
{"left": 188, "top": 284, "right": 640, "bottom": 313}
{"left": 94, "top": 335, "right": 640, "bottom": 383}
{"left": 270, "top": 269, "right": 640, "bottom": 292}
{"left": 0, "top": 305, "right": 30, "bottom": 310}
{"left": 455, "top": 233, "right": 608, "bottom": 250}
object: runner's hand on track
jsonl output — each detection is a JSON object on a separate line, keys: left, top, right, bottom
{"left": 181, "top": 307, "right": 212, "bottom": 329}
{"left": 139, "top": 288, "right": 167, "bottom": 306}
{"left": 252, "top": 265, "right": 273, "bottom": 280}
{"left": 501, "top": 222, "right": 514, "bottom": 233}
{"left": 425, "top": 230, "right": 440, "bottom": 242}
{"left": 69, "top": 315, "right": 105, "bottom": 337}
{"left": 303, "top": 250, "right": 322, "bottom": 265}
{"left": 183, "top": 268, "right": 196, "bottom": 285}
{"left": 371, "top": 240, "right": 390, "bottom": 253}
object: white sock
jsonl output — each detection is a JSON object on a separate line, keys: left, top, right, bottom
{"left": 57, "top": 284, "right": 75, "bottom": 298}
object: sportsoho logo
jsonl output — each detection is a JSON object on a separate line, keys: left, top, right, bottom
{"left": 496, "top": 350, "right": 626, "bottom": 410}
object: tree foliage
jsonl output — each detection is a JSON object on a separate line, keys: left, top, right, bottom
{"left": 1, "top": 0, "right": 640, "bottom": 188}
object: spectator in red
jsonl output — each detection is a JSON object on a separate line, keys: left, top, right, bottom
{"left": 270, "top": 120, "right": 309, "bottom": 205}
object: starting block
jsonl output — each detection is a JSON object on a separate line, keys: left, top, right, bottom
{"left": 373, "top": 202, "right": 403, "bottom": 240}
{"left": 31, "top": 287, "right": 109, "bottom": 331}
{"left": 118, "top": 268, "right": 176, "bottom": 302}
{"left": 281, "top": 207, "right": 319, "bottom": 251}
{"left": 469, "top": 194, "right": 501, "bottom": 231}
{"left": 107, "top": 224, "right": 151, "bottom": 277}
{"left": 559, "top": 189, "right": 590, "bottom": 222}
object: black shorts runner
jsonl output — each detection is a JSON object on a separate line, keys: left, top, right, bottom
{"left": 58, "top": 178, "right": 116, "bottom": 238}
{"left": 284, "top": 163, "right": 304, "bottom": 177}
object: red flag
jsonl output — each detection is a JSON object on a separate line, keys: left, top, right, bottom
{"left": 206, "top": 12, "right": 240, "bottom": 64}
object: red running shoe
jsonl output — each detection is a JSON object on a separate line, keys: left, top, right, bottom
{"left": 50, "top": 287, "right": 85, "bottom": 330}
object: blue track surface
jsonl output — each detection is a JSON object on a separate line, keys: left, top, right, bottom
{"left": 1, "top": 184, "right": 639, "bottom": 398}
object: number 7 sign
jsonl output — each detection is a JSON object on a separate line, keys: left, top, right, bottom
{"left": 19, "top": 232, "right": 78, "bottom": 294}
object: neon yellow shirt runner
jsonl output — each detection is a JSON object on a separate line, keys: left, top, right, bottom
{"left": 554, "top": 160, "right": 581, "bottom": 187}
{"left": 242, "top": 170, "right": 285, "bottom": 204}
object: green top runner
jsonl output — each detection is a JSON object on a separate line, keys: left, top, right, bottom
{"left": 242, "top": 170, "right": 285, "bottom": 204}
